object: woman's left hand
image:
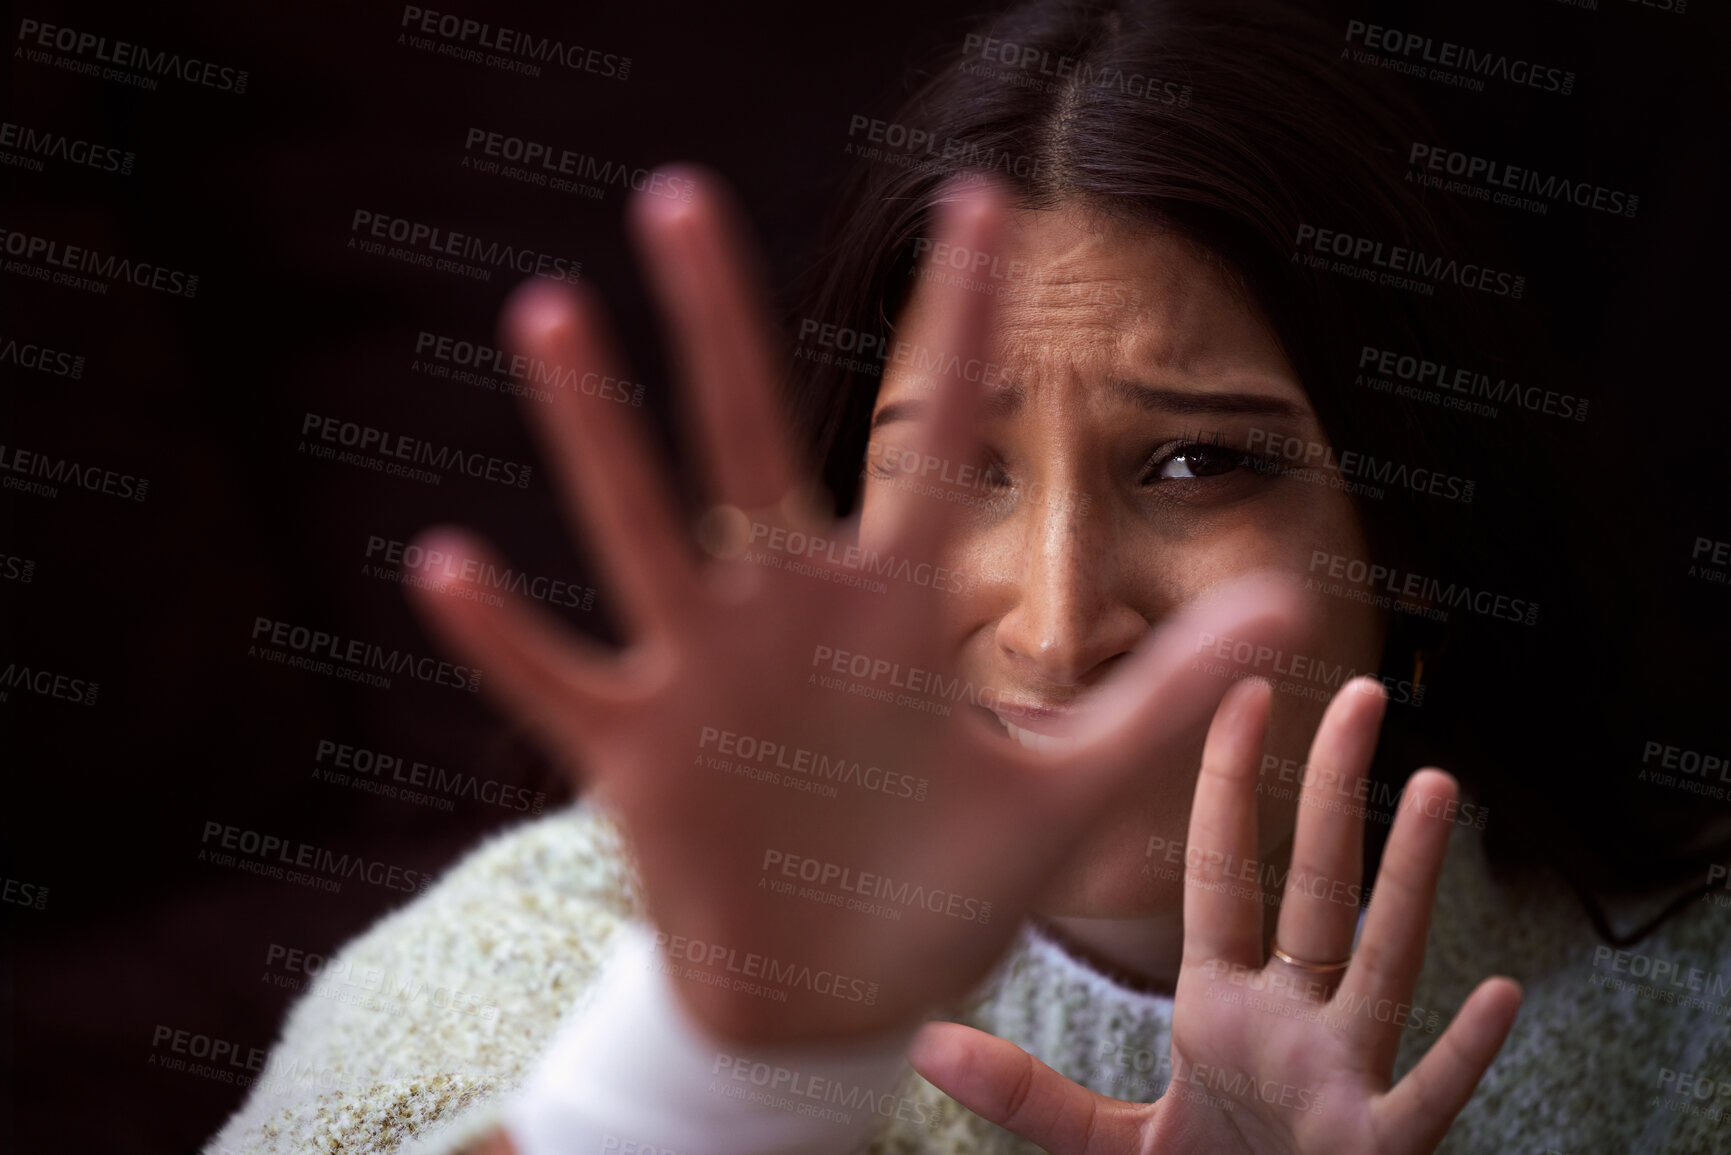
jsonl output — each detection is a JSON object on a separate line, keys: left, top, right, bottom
{"left": 908, "top": 676, "right": 1523, "bottom": 1155}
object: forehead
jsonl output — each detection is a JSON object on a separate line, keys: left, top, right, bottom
{"left": 884, "top": 202, "right": 1300, "bottom": 404}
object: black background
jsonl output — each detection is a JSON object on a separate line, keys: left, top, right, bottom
{"left": 3, "top": 1, "right": 1728, "bottom": 1152}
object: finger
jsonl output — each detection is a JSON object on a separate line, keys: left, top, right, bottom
{"left": 908, "top": 1022, "right": 1144, "bottom": 1154}
{"left": 627, "top": 166, "right": 798, "bottom": 510}
{"left": 877, "top": 178, "right": 1009, "bottom": 567}
{"left": 1272, "top": 677, "right": 1385, "bottom": 973}
{"left": 1332, "top": 768, "right": 1460, "bottom": 1066}
{"left": 403, "top": 526, "right": 622, "bottom": 764}
{"left": 1067, "top": 570, "right": 1306, "bottom": 799}
{"left": 1376, "top": 977, "right": 1522, "bottom": 1153}
{"left": 1179, "top": 676, "right": 1274, "bottom": 969}
{"left": 504, "top": 278, "right": 704, "bottom": 641}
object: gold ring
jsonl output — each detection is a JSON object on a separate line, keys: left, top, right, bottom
{"left": 1270, "top": 942, "right": 1353, "bottom": 974}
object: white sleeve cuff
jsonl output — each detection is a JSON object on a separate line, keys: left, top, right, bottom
{"left": 504, "top": 922, "right": 917, "bottom": 1155}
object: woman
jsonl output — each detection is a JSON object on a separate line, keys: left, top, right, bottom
{"left": 205, "top": 2, "right": 1731, "bottom": 1153}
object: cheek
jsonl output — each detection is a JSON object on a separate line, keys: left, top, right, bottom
{"left": 1264, "top": 504, "right": 1387, "bottom": 756}
{"left": 1192, "top": 491, "right": 1385, "bottom": 688}
{"left": 857, "top": 479, "right": 893, "bottom": 554}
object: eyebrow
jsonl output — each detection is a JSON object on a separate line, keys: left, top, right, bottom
{"left": 869, "top": 379, "right": 1307, "bottom": 429}
{"left": 1107, "top": 379, "right": 1308, "bottom": 418}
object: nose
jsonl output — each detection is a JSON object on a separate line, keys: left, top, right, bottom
{"left": 992, "top": 496, "right": 1149, "bottom": 688}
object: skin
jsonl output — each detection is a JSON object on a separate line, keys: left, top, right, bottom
{"left": 859, "top": 202, "right": 1385, "bottom": 990}
{"left": 411, "top": 171, "right": 1520, "bottom": 1155}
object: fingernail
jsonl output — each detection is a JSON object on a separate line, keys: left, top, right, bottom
{"left": 407, "top": 527, "right": 476, "bottom": 587}
{"left": 631, "top": 162, "right": 709, "bottom": 225}
{"left": 504, "top": 277, "right": 574, "bottom": 346}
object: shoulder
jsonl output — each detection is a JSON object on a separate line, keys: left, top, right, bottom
{"left": 1398, "top": 819, "right": 1731, "bottom": 1154}
{"left": 207, "top": 800, "right": 645, "bottom": 1155}
{"left": 284, "top": 799, "right": 646, "bottom": 1047}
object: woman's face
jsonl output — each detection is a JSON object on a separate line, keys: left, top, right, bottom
{"left": 858, "top": 201, "right": 1385, "bottom": 919}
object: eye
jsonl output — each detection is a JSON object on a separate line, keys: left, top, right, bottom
{"left": 862, "top": 440, "right": 910, "bottom": 480}
{"left": 863, "top": 441, "right": 1014, "bottom": 490}
{"left": 1143, "top": 440, "right": 1269, "bottom": 484}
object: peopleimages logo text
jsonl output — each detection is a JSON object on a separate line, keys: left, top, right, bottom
{"left": 1294, "top": 225, "right": 1523, "bottom": 299}
{"left": 0, "top": 227, "right": 198, "bottom": 297}
{"left": 300, "top": 413, "right": 533, "bottom": 488}
{"left": 349, "top": 211, "right": 580, "bottom": 282}
{"left": 201, "top": 821, "right": 424, "bottom": 893}
{"left": 1343, "top": 20, "right": 1574, "bottom": 95}
{"left": 250, "top": 617, "right": 482, "bottom": 692}
{"left": 0, "top": 121, "right": 135, "bottom": 173}
{"left": 399, "top": 7, "right": 630, "bottom": 79}
{"left": 16, "top": 18, "right": 249, "bottom": 92}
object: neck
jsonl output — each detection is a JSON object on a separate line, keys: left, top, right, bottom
{"left": 1036, "top": 838, "right": 1292, "bottom": 995}
{"left": 1034, "top": 911, "right": 1188, "bottom": 995}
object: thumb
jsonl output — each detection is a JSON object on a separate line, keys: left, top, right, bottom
{"left": 908, "top": 1022, "right": 1144, "bottom": 1154}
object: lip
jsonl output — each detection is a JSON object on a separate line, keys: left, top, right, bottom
{"left": 989, "top": 699, "right": 1085, "bottom": 738}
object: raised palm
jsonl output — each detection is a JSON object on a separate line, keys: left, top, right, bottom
{"left": 404, "top": 170, "right": 1311, "bottom": 1049}
{"left": 910, "top": 678, "right": 1523, "bottom": 1153}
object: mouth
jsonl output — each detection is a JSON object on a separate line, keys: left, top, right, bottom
{"left": 982, "top": 700, "right": 1087, "bottom": 755}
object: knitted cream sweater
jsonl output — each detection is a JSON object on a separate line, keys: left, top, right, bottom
{"left": 204, "top": 802, "right": 1731, "bottom": 1155}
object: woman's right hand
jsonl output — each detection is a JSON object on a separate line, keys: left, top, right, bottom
{"left": 907, "top": 678, "right": 1524, "bottom": 1154}
{"left": 405, "top": 168, "right": 1305, "bottom": 1047}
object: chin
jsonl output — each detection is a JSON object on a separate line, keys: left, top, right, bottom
{"left": 1030, "top": 840, "right": 1186, "bottom": 919}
